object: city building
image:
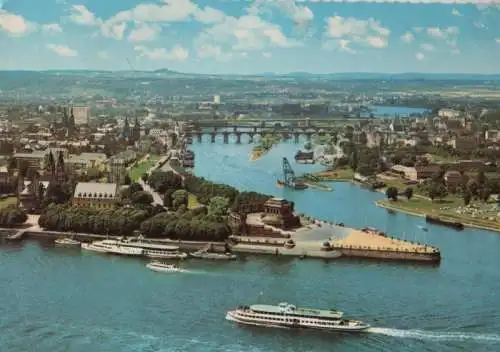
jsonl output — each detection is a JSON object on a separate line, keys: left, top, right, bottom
{"left": 72, "top": 106, "right": 91, "bottom": 125}
{"left": 72, "top": 182, "right": 118, "bottom": 209}
{"left": 444, "top": 170, "right": 464, "bottom": 191}
{"left": 438, "top": 109, "right": 461, "bottom": 119}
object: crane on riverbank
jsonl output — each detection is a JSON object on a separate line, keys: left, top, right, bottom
{"left": 277, "top": 157, "right": 308, "bottom": 190}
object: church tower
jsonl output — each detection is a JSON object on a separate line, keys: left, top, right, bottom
{"left": 55, "top": 151, "right": 66, "bottom": 184}
{"left": 133, "top": 117, "right": 141, "bottom": 142}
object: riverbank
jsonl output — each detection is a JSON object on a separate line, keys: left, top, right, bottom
{"left": 249, "top": 135, "right": 281, "bottom": 161}
{"left": 250, "top": 149, "right": 267, "bottom": 161}
{"left": 376, "top": 199, "right": 500, "bottom": 233}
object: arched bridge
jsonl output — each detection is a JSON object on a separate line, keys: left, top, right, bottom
{"left": 183, "top": 126, "right": 340, "bottom": 144}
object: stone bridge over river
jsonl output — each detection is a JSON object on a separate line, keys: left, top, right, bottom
{"left": 183, "top": 125, "right": 341, "bottom": 144}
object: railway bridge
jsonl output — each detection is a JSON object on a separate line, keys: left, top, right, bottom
{"left": 183, "top": 125, "right": 340, "bottom": 144}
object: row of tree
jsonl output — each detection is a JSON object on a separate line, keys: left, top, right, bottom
{"left": 147, "top": 170, "right": 271, "bottom": 213}
{"left": 0, "top": 206, "right": 28, "bottom": 227}
{"left": 139, "top": 207, "right": 232, "bottom": 241}
{"left": 38, "top": 204, "right": 152, "bottom": 235}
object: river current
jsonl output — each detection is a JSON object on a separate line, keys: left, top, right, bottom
{"left": 2, "top": 136, "right": 500, "bottom": 351}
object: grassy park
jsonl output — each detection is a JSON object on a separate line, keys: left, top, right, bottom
{"left": 128, "top": 155, "right": 161, "bottom": 181}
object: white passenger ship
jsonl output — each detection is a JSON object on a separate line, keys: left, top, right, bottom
{"left": 103, "top": 238, "right": 188, "bottom": 259}
{"left": 226, "top": 302, "right": 370, "bottom": 332}
{"left": 81, "top": 240, "right": 143, "bottom": 256}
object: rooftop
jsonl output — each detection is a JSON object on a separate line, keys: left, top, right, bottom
{"left": 73, "top": 182, "right": 118, "bottom": 199}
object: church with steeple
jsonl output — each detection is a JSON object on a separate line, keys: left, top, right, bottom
{"left": 118, "top": 117, "right": 141, "bottom": 145}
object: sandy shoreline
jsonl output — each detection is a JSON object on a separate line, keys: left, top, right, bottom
{"left": 249, "top": 149, "right": 268, "bottom": 162}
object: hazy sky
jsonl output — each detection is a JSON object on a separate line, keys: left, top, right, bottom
{"left": 0, "top": 0, "right": 499, "bottom": 73}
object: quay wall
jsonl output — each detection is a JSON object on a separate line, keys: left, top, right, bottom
{"left": 333, "top": 247, "right": 441, "bottom": 262}
{"left": 19, "top": 231, "right": 227, "bottom": 252}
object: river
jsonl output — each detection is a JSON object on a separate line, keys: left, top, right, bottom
{"left": 2, "top": 137, "right": 500, "bottom": 351}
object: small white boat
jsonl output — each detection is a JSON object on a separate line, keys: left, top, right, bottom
{"left": 146, "top": 261, "right": 184, "bottom": 273}
{"left": 55, "top": 237, "right": 81, "bottom": 247}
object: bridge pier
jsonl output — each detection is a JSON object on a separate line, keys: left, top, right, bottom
{"left": 236, "top": 132, "right": 241, "bottom": 144}
{"left": 248, "top": 133, "right": 254, "bottom": 143}
{"left": 210, "top": 133, "right": 216, "bottom": 143}
{"left": 294, "top": 133, "right": 299, "bottom": 143}
{"left": 196, "top": 133, "right": 202, "bottom": 143}
{"left": 306, "top": 133, "right": 312, "bottom": 141}
{"left": 223, "top": 132, "right": 229, "bottom": 144}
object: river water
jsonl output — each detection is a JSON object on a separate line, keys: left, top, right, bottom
{"left": 2, "top": 137, "right": 500, "bottom": 352}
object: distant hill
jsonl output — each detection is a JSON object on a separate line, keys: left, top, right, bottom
{"left": 0, "top": 70, "right": 499, "bottom": 81}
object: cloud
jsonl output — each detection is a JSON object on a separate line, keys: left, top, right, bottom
{"left": 0, "top": 9, "right": 36, "bottom": 37}
{"left": 42, "top": 23, "right": 62, "bottom": 33}
{"left": 98, "top": 51, "right": 109, "bottom": 59}
{"left": 70, "top": 5, "right": 97, "bottom": 26}
{"left": 195, "top": 14, "right": 299, "bottom": 57}
{"left": 128, "top": 23, "right": 160, "bottom": 42}
{"left": 262, "top": 52, "right": 272, "bottom": 58}
{"left": 324, "top": 16, "right": 390, "bottom": 49}
{"left": 415, "top": 52, "right": 424, "bottom": 61}
{"left": 496, "top": 38, "right": 500, "bottom": 44}
{"left": 452, "top": 8, "right": 463, "bottom": 16}
{"left": 101, "top": 21, "right": 126, "bottom": 40}
{"left": 134, "top": 45, "right": 188, "bottom": 61}
{"left": 473, "top": 21, "right": 487, "bottom": 29}
{"left": 401, "top": 32, "right": 414, "bottom": 43}
{"left": 196, "top": 44, "right": 233, "bottom": 62}
{"left": 427, "top": 26, "right": 459, "bottom": 39}
{"left": 248, "top": 0, "right": 314, "bottom": 28}
{"left": 194, "top": 7, "right": 226, "bottom": 24}
{"left": 420, "top": 43, "right": 435, "bottom": 52}
{"left": 46, "top": 44, "right": 78, "bottom": 57}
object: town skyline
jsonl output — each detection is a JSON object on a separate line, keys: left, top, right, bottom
{"left": 1, "top": 0, "right": 500, "bottom": 73}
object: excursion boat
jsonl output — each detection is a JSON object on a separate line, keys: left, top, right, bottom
{"left": 226, "top": 302, "right": 370, "bottom": 332}
{"left": 146, "top": 261, "right": 185, "bottom": 273}
{"left": 105, "top": 238, "right": 188, "bottom": 259}
{"left": 190, "top": 249, "right": 237, "bottom": 260}
{"left": 81, "top": 240, "right": 144, "bottom": 256}
{"left": 54, "top": 237, "right": 81, "bottom": 247}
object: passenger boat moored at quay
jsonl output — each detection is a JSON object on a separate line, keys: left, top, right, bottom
{"left": 226, "top": 302, "right": 370, "bottom": 332}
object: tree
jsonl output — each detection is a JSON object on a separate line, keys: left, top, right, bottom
{"left": 463, "top": 192, "right": 472, "bottom": 206}
{"left": 123, "top": 174, "right": 132, "bottom": 185}
{"left": 208, "top": 196, "right": 230, "bottom": 218}
{"left": 163, "top": 189, "right": 174, "bottom": 208}
{"left": 403, "top": 187, "right": 414, "bottom": 200}
{"left": 476, "top": 170, "right": 486, "bottom": 186}
{"left": 349, "top": 148, "right": 358, "bottom": 171}
{"left": 385, "top": 187, "right": 398, "bottom": 201}
{"left": 466, "top": 180, "right": 479, "bottom": 197}
{"left": 428, "top": 182, "right": 447, "bottom": 201}
{"left": 172, "top": 189, "right": 188, "bottom": 210}
{"left": 480, "top": 187, "right": 492, "bottom": 202}
{"left": 130, "top": 191, "right": 154, "bottom": 205}
{"left": 141, "top": 173, "right": 149, "bottom": 182}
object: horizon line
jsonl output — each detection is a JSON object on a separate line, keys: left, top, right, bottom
{"left": 1, "top": 69, "right": 500, "bottom": 76}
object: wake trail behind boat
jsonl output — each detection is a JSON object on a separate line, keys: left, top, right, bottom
{"left": 368, "top": 327, "right": 500, "bottom": 343}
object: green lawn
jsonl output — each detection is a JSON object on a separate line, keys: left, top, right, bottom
{"left": 310, "top": 168, "right": 354, "bottom": 181}
{"left": 378, "top": 197, "right": 500, "bottom": 230}
{"left": 0, "top": 197, "right": 17, "bottom": 209}
{"left": 188, "top": 193, "right": 201, "bottom": 209}
{"left": 128, "top": 155, "right": 161, "bottom": 181}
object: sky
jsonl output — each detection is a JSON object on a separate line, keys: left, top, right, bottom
{"left": 0, "top": 0, "right": 500, "bottom": 74}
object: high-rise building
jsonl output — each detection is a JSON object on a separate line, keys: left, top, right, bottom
{"left": 72, "top": 106, "right": 91, "bottom": 125}
{"left": 214, "top": 95, "right": 221, "bottom": 104}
